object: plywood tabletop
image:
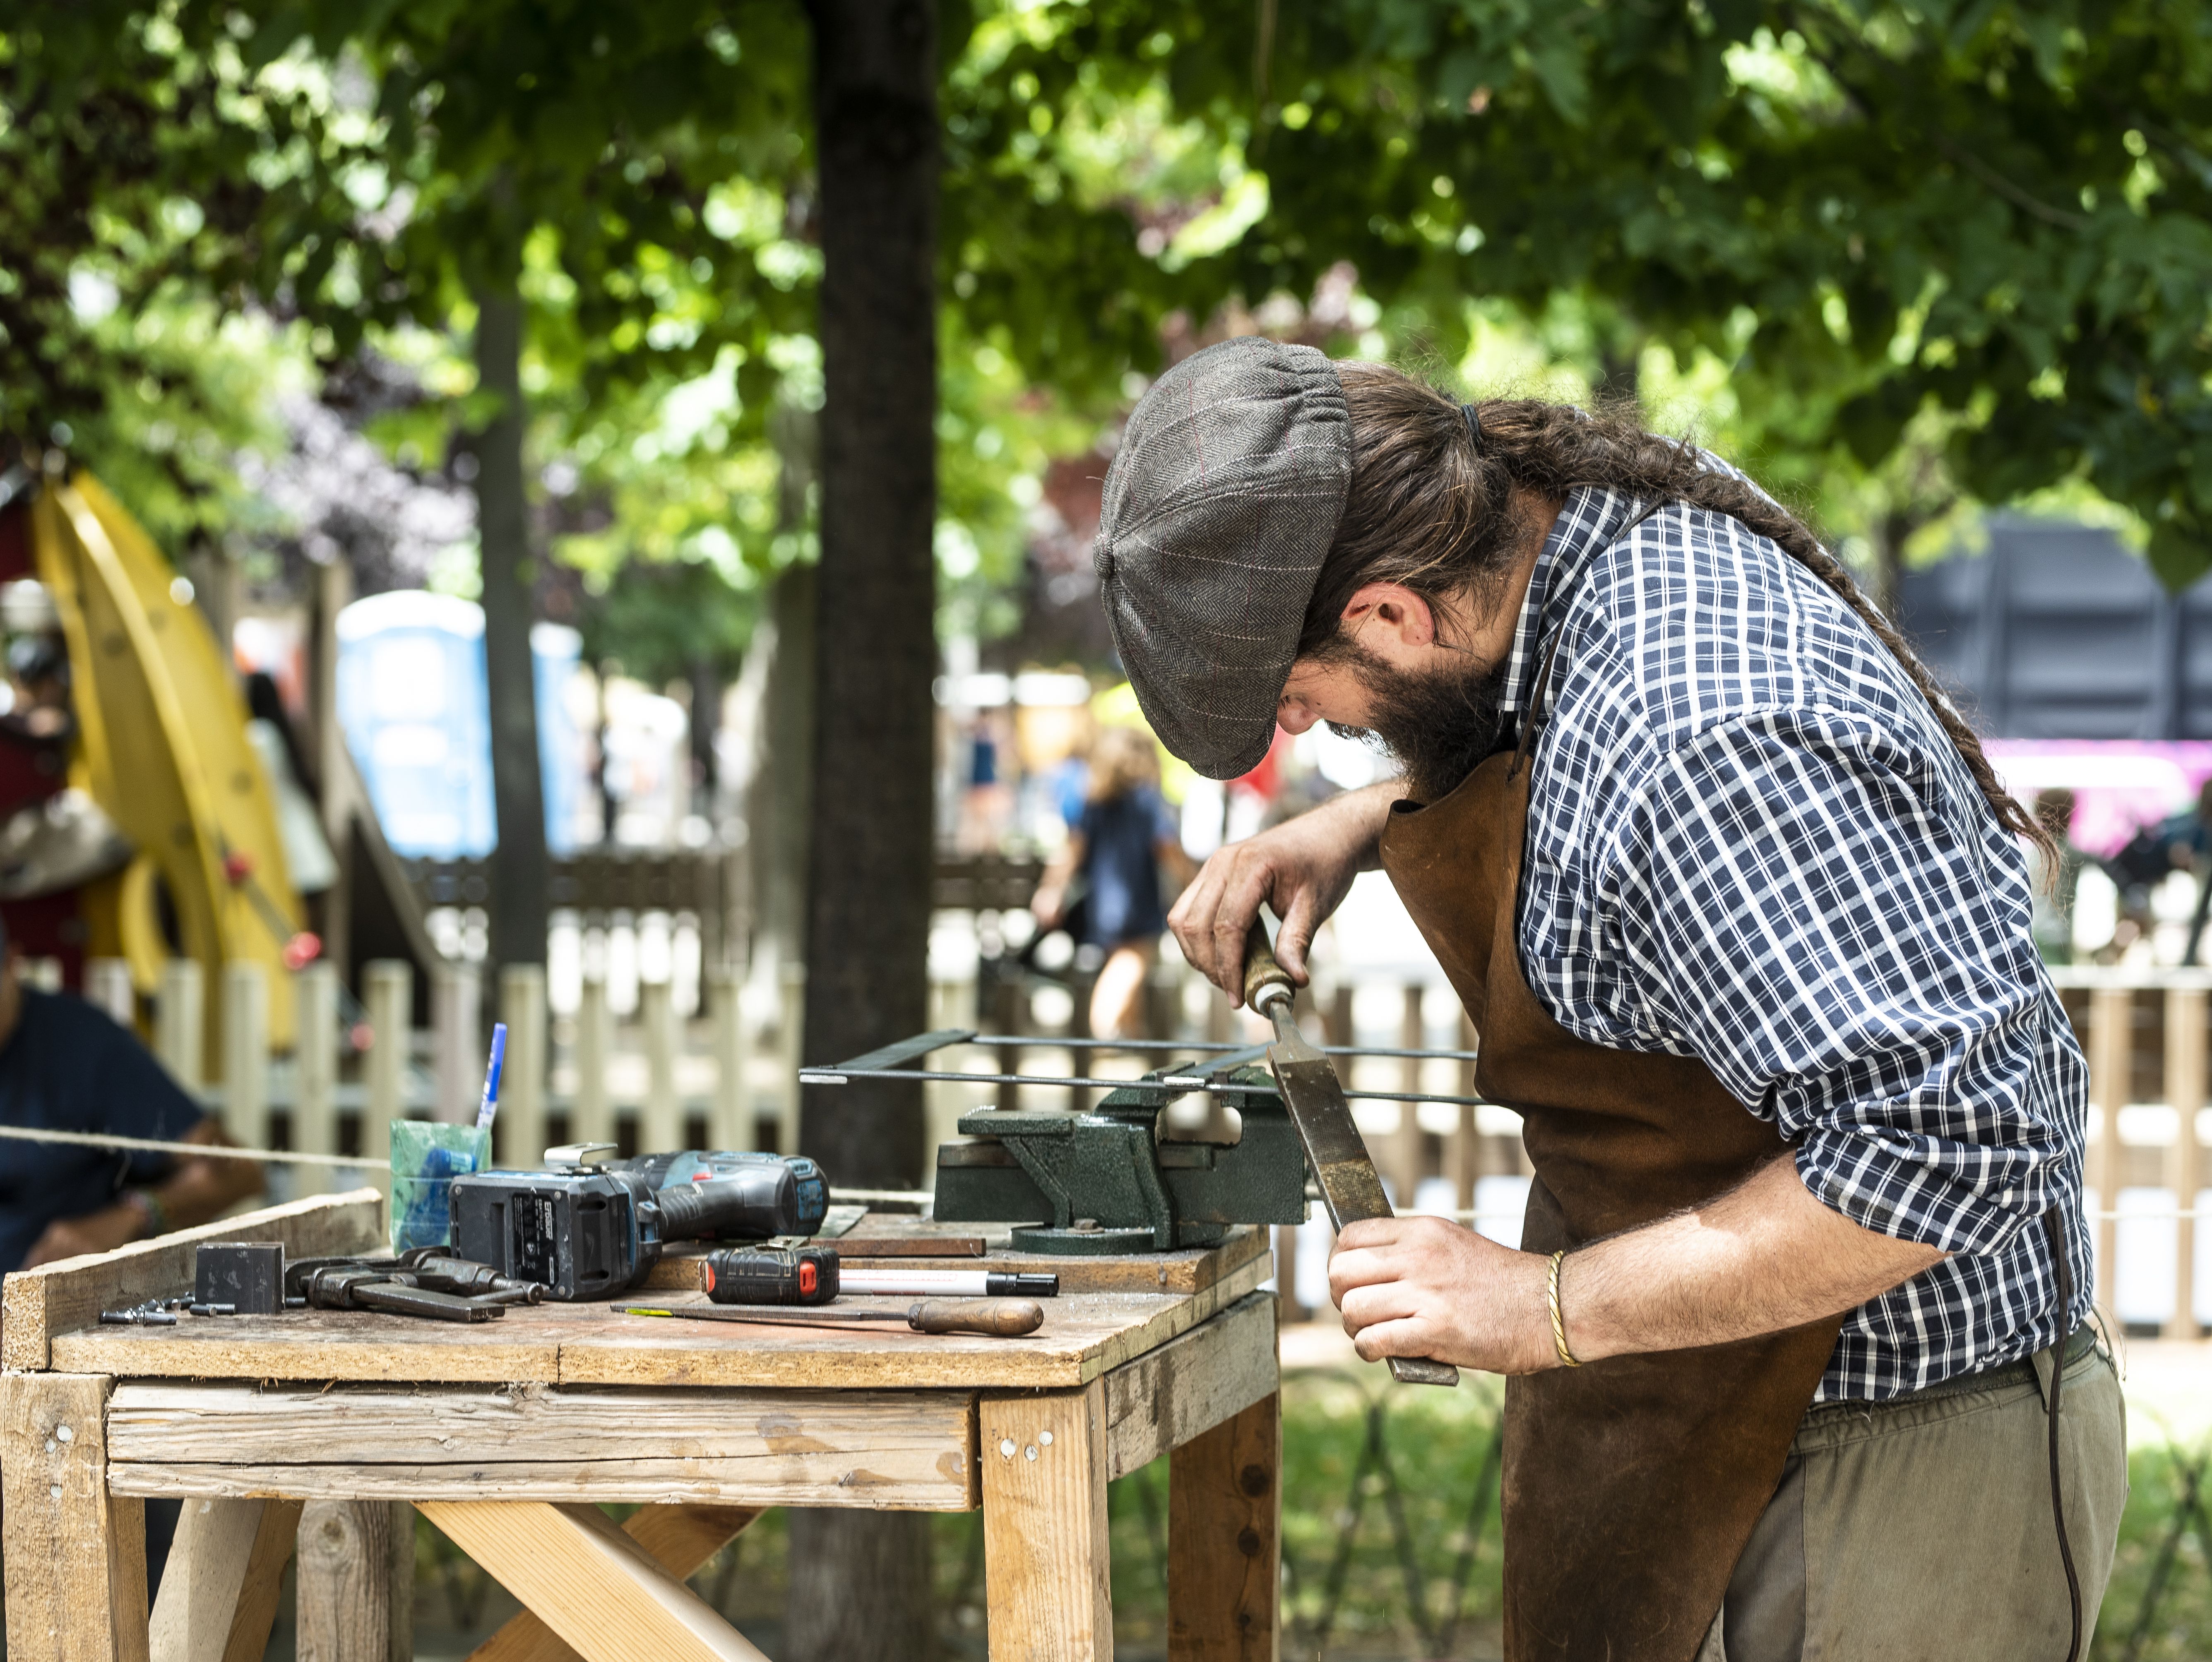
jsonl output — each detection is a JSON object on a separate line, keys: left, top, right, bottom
{"left": 47, "top": 1251, "right": 1273, "bottom": 1392}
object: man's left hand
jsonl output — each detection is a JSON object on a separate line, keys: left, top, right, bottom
{"left": 1330, "top": 1215, "right": 1558, "bottom": 1375}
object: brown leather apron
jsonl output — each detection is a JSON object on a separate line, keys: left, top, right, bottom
{"left": 1378, "top": 699, "right": 1844, "bottom": 1661}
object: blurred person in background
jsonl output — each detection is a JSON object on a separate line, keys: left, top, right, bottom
{"left": 2029, "top": 788, "right": 2088, "bottom": 964}
{"left": 957, "top": 708, "right": 1018, "bottom": 853}
{"left": 0, "top": 908, "right": 264, "bottom": 1596}
{"left": 2094, "top": 775, "right": 2212, "bottom": 963}
{"left": 1030, "top": 725, "right": 1196, "bottom": 1038}
{"left": 2156, "top": 776, "right": 2212, "bottom": 964}
{"left": 0, "top": 912, "right": 262, "bottom": 1269}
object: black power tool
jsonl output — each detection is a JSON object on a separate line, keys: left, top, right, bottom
{"left": 450, "top": 1144, "right": 815, "bottom": 1301}
{"left": 613, "top": 1150, "right": 830, "bottom": 1238}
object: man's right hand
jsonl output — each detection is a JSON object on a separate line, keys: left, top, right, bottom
{"left": 1169, "top": 781, "right": 1398, "bottom": 1003}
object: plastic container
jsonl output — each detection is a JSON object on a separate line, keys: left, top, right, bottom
{"left": 390, "top": 1120, "right": 492, "bottom": 1254}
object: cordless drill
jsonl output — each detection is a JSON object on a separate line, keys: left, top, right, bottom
{"left": 450, "top": 1144, "right": 817, "bottom": 1300}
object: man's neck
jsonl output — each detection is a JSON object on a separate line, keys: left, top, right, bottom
{"left": 1442, "top": 487, "right": 1565, "bottom": 668}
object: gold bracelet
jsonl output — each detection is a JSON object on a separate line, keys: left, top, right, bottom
{"left": 1547, "top": 1249, "right": 1582, "bottom": 1368}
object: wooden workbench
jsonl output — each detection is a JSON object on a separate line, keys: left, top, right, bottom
{"left": 0, "top": 1191, "right": 1282, "bottom": 1662}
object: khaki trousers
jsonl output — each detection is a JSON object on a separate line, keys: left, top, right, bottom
{"left": 1698, "top": 1340, "right": 2128, "bottom": 1661}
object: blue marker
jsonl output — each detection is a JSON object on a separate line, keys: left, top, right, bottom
{"left": 474, "top": 1022, "right": 509, "bottom": 1131}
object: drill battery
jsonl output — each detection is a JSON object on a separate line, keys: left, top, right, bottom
{"left": 701, "top": 1244, "right": 840, "bottom": 1306}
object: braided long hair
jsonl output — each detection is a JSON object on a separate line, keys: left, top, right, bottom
{"left": 1301, "top": 360, "right": 2053, "bottom": 864}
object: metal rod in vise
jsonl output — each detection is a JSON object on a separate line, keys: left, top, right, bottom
{"left": 798, "top": 1064, "right": 1487, "bottom": 1107}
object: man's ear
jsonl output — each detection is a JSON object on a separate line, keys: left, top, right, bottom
{"left": 1340, "top": 582, "right": 1439, "bottom": 660}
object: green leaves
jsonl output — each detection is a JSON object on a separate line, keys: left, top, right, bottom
{"left": 1056, "top": 0, "right": 2212, "bottom": 584}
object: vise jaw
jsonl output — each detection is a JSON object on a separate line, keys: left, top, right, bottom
{"left": 932, "top": 1065, "right": 1312, "bottom": 1254}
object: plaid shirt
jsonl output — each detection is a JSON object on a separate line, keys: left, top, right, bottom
{"left": 1499, "top": 483, "right": 2091, "bottom": 1402}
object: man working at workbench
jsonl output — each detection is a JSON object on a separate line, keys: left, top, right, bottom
{"left": 1098, "top": 336, "right": 2124, "bottom": 1660}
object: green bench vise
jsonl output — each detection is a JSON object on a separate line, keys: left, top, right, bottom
{"left": 802, "top": 1030, "right": 1313, "bottom": 1256}
{"left": 934, "top": 1063, "right": 1312, "bottom": 1254}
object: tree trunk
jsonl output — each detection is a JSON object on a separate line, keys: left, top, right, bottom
{"left": 689, "top": 655, "right": 722, "bottom": 814}
{"left": 746, "top": 564, "right": 816, "bottom": 982}
{"left": 786, "top": 1509, "right": 935, "bottom": 1660}
{"left": 472, "top": 288, "right": 550, "bottom": 975}
{"left": 1870, "top": 509, "right": 1911, "bottom": 621}
{"left": 789, "top": 3, "right": 940, "bottom": 1657}
{"left": 1597, "top": 332, "right": 1642, "bottom": 408}
{"left": 800, "top": 0, "right": 937, "bottom": 1190}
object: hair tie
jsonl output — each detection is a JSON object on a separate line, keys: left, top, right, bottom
{"left": 1461, "top": 402, "right": 1483, "bottom": 450}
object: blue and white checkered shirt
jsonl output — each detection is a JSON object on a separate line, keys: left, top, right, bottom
{"left": 1499, "top": 483, "right": 2091, "bottom": 1402}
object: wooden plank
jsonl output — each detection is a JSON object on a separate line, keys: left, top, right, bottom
{"left": 297, "top": 1501, "right": 411, "bottom": 1662}
{"left": 1104, "top": 1291, "right": 1278, "bottom": 1480}
{"left": 148, "top": 1496, "right": 303, "bottom": 1662}
{"left": 1167, "top": 1391, "right": 1280, "bottom": 1661}
{"left": 468, "top": 1505, "right": 759, "bottom": 1662}
{"left": 649, "top": 1222, "right": 1265, "bottom": 1295}
{"left": 420, "top": 1500, "right": 771, "bottom": 1662}
{"left": 980, "top": 1381, "right": 1113, "bottom": 1662}
{"left": 108, "top": 1383, "right": 977, "bottom": 1511}
{"left": 0, "top": 1371, "right": 149, "bottom": 1662}
{"left": 2, "top": 1189, "right": 383, "bottom": 1371}
{"left": 1080, "top": 1254, "right": 1272, "bottom": 1379}
{"left": 56, "top": 1308, "right": 561, "bottom": 1384}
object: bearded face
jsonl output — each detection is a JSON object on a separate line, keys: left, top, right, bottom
{"left": 1326, "top": 639, "right": 1512, "bottom": 805}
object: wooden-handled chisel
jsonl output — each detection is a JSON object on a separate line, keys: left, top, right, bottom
{"left": 1244, "top": 925, "right": 1461, "bottom": 1388}
{"left": 613, "top": 1298, "right": 1046, "bottom": 1337}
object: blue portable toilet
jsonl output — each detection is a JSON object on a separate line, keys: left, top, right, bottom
{"left": 337, "top": 594, "right": 585, "bottom": 859}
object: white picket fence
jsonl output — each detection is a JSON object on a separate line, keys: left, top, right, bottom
{"left": 79, "top": 953, "right": 804, "bottom": 1201}
{"left": 77, "top": 934, "right": 2210, "bottom": 1337}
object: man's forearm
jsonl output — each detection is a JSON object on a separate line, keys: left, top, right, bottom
{"left": 1558, "top": 1155, "right": 1945, "bottom": 1363}
{"left": 21, "top": 1124, "right": 264, "bottom": 1267}
{"left": 1333, "top": 779, "right": 1402, "bottom": 872}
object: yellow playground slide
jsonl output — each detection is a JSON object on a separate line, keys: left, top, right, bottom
{"left": 29, "top": 473, "right": 305, "bottom": 1068}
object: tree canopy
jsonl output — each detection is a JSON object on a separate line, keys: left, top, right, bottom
{"left": 971, "top": 0, "right": 2212, "bottom": 578}
{"left": 7, "top": 0, "right": 2208, "bottom": 669}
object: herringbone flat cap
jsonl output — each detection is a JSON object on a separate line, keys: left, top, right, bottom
{"left": 1093, "top": 337, "right": 1352, "bottom": 780}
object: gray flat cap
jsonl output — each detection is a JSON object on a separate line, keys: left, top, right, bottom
{"left": 1094, "top": 336, "right": 1352, "bottom": 780}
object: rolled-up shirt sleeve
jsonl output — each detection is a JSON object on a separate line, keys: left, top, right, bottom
{"left": 1605, "top": 709, "right": 2086, "bottom": 1256}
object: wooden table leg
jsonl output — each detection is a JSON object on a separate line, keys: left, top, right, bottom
{"left": 149, "top": 1496, "right": 303, "bottom": 1662}
{"left": 419, "top": 1500, "right": 770, "bottom": 1662}
{"left": 297, "top": 1501, "right": 412, "bottom": 1662}
{"left": 0, "top": 1371, "right": 149, "bottom": 1662}
{"left": 467, "top": 1505, "right": 760, "bottom": 1662}
{"left": 981, "top": 1379, "right": 1113, "bottom": 1661}
{"left": 1167, "top": 1389, "right": 1279, "bottom": 1661}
